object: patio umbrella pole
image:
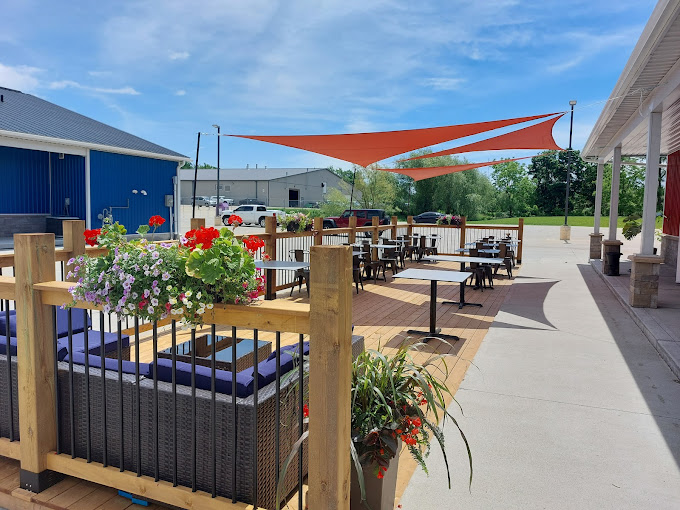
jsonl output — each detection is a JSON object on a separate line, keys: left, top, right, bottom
{"left": 192, "top": 131, "right": 201, "bottom": 218}
{"left": 349, "top": 168, "right": 357, "bottom": 213}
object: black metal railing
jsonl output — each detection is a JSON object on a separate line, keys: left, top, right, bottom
{"left": 1, "top": 300, "right": 18, "bottom": 443}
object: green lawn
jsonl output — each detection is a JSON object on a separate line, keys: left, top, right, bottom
{"left": 467, "top": 216, "right": 663, "bottom": 228}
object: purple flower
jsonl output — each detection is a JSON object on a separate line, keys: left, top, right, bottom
{"left": 162, "top": 272, "right": 170, "bottom": 281}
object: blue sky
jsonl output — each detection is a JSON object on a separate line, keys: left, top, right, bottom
{"left": 0, "top": 0, "right": 657, "bottom": 169}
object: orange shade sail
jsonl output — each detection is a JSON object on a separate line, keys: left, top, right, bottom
{"left": 380, "top": 157, "right": 533, "bottom": 181}
{"left": 228, "top": 113, "right": 559, "bottom": 167}
{"left": 404, "top": 115, "right": 564, "bottom": 161}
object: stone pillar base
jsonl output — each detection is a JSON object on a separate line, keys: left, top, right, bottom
{"left": 602, "top": 240, "right": 623, "bottom": 275}
{"left": 660, "top": 234, "right": 678, "bottom": 269}
{"left": 560, "top": 225, "right": 571, "bottom": 241}
{"left": 214, "top": 216, "right": 222, "bottom": 226}
{"left": 628, "top": 254, "right": 663, "bottom": 308}
{"left": 589, "top": 233, "right": 604, "bottom": 259}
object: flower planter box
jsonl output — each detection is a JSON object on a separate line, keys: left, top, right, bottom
{"left": 350, "top": 443, "right": 400, "bottom": 510}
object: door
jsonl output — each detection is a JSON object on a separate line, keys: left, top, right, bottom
{"left": 288, "top": 189, "right": 300, "bottom": 207}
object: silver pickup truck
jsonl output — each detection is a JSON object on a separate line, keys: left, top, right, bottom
{"left": 222, "top": 205, "right": 286, "bottom": 227}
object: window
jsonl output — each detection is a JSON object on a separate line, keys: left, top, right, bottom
{"left": 341, "top": 211, "right": 351, "bottom": 218}
{"left": 356, "top": 211, "right": 367, "bottom": 219}
{"left": 257, "top": 206, "right": 266, "bottom": 211}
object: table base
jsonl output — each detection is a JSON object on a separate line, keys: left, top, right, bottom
{"left": 406, "top": 328, "right": 460, "bottom": 342}
{"left": 443, "top": 300, "right": 483, "bottom": 309}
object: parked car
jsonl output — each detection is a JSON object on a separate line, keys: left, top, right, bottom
{"left": 323, "top": 209, "right": 389, "bottom": 236}
{"left": 222, "top": 205, "right": 286, "bottom": 227}
{"left": 304, "top": 201, "right": 321, "bottom": 208}
{"left": 413, "top": 211, "right": 444, "bottom": 224}
{"left": 238, "top": 198, "right": 266, "bottom": 205}
{"left": 193, "top": 196, "right": 212, "bottom": 207}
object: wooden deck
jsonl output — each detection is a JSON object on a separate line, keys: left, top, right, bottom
{"left": 0, "top": 257, "right": 516, "bottom": 509}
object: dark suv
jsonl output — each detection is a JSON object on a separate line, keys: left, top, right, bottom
{"left": 323, "top": 209, "right": 389, "bottom": 229}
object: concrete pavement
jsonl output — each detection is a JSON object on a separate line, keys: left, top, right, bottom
{"left": 400, "top": 226, "right": 680, "bottom": 509}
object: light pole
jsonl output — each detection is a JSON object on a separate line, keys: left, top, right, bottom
{"left": 212, "top": 124, "right": 221, "bottom": 218}
{"left": 564, "top": 100, "right": 576, "bottom": 226}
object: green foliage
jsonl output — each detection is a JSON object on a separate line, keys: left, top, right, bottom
{"left": 319, "top": 187, "right": 351, "bottom": 217}
{"left": 328, "top": 165, "right": 355, "bottom": 184}
{"left": 491, "top": 160, "right": 536, "bottom": 217}
{"left": 351, "top": 342, "right": 472, "bottom": 487}
{"left": 622, "top": 214, "right": 642, "bottom": 240}
{"left": 354, "top": 165, "right": 399, "bottom": 212}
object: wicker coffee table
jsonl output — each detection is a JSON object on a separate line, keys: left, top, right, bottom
{"left": 158, "top": 334, "right": 272, "bottom": 373}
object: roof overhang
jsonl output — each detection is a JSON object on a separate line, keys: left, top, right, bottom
{"left": 582, "top": 0, "right": 680, "bottom": 162}
{"left": 0, "top": 129, "right": 189, "bottom": 163}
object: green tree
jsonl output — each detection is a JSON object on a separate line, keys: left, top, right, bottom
{"left": 328, "top": 166, "right": 355, "bottom": 184}
{"left": 528, "top": 150, "right": 596, "bottom": 216}
{"left": 354, "top": 165, "right": 398, "bottom": 211}
{"left": 397, "top": 149, "right": 497, "bottom": 219}
{"left": 491, "top": 160, "right": 536, "bottom": 217}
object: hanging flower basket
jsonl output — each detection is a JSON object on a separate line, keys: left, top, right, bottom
{"left": 280, "top": 212, "right": 313, "bottom": 232}
{"left": 67, "top": 216, "right": 266, "bottom": 327}
{"left": 436, "top": 214, "right": 463, "bottom": 226}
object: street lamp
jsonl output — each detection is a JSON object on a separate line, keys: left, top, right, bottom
{"left": 564, "top": 100, "right": 577, "bottom": 226}
{"left": 212, "top": 124, "right": 221, "bottom": 218}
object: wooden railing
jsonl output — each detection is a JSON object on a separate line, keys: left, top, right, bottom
{"left": 0, "top": 232, "right": 353, "bottom": 510}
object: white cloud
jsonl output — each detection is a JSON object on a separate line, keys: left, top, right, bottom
{"left": 49, "top": 80, "right": 141, "bottom": 95}
{"left": 175, "top": 89, "right": 186, "bottom": 96}
{"left": 0, "top": 62, "right": 42, "bottom": 92}
{"left": 169, "top": 51, "right": 190, "bottom": 61}
{"left": 423, "top": 77, "right": 466, "bottom": 91}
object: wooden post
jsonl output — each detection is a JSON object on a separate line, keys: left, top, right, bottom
{"left": 459, "top": 216, "right": 467, "bottom": 249}
{"left": 371, "top": 216, "right": 379, "bottom": 259}
{"left": 517, "top": 217, "right": 524, "bottom": 264}
{"left": 264, "top": 216, "right": 278, "bottom": 295}
{"left": 62, "top": 220, "right": 85, "bottom": 283}
{"left": 406, "top": 215, "right": 413, "bottom": 240}
{"left": 14, "top": 234, "right": 59, "bottom": 492}
{"left": 308, "top": 245, "right": 353, "bottom": 510}
{"left": 391, "top": 216, "right": 398, "bottom": 240}
{"left": 313, "top": 217, "right": 323, "bottom": 246}
{"left": 190, "top": 218, "right": 205, "bottom": 230}
{"left": 348, "top": 215, "right": 357, "bottom": 245}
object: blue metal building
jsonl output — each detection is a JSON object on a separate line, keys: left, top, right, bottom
{"left": 0, "top": 86, "right": 187, "bottom": 238}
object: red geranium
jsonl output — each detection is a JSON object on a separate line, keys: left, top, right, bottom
{"left": 241, "top": 235, "right": 265, "bottom": 254}
{"left": 182, "top": 226, "right": 220, "bottom": 251}
{"left": 149, "top": 215, "right": 166, "bottom": 227}
{"left": 83, "top": 228, "right": 101, "bottom": 247}
{"left": 228, "top": 215, "right": 243, "bottom": 226}
{"left": 303, "top": 403, "right": 309, "bottom": 418}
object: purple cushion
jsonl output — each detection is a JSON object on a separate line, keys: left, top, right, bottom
{"left": 58, "top": 331, "right": 129, "bottom": 358}
{"left": 64, "top": 351, "right": 151, "bottom": 377}
{"left": 266, "top": 341, "right": 310, "bottom": 362}
{"left": 0, "top": 308, "right": 92, "bottom": 338}
{"left": 0, "top": 335, "right": 69, "bottom": 360}
{"left": 0, "top": 336, "right": 18, "bottom": 357}
{"left": 152, "top": 357, "right": 255, "bottom": 398}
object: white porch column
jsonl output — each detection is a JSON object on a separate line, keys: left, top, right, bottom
{"left": 608, "top": 145, "right": 622, "bottom": 240}
{"left": 594, "top": 161, "right": 604, "bottom": 234}
{"left": 640, "top": 111, "right": 662, "bottom": 255}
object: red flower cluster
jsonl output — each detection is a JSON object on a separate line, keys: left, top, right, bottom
{"left": 183, "top": 227, "right": 220, "bottom": 251}
{"left": 303, "top": 404, "right": 309, "bottom": 418}
{"left": 149, "top": 215, "right": 166, "bottom": 227}
{"left": 242, "top": 235, "right": 265, "bottom": 254}
{"left": 377, "top": 465, "right": 388, "bottom": 479}
{"left": 228, "top": 215, "right": 243, "bottom": 226}
{"left": 83, "top": 228, "right": 101, "bottom": 247}
{"left": 398, "top": 416, "right": 422, "bottom": 447}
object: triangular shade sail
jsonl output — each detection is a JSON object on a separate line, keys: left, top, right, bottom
{"left": 404, "top": 115, "right": 564, "bottom": 161}
{"left": 228, "top": 113, "right": 559, "bottom": 167}
{"left": 380, "top": 157, "right": 533, "bottom": 181}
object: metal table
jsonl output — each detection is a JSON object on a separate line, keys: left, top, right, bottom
{"left": 255, "top": 260, "right": 310, "bottom": 300}
{"left": 393, "top": 268, "right": 473, "bottom": 341}
{"left": 423, "top": 254, "right": 504, "bottom": 291}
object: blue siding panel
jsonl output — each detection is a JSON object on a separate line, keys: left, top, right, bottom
{"left": 50, "top": 153, "right": 86, "bottom": 219}
{"left": 89, "top": 151, "right": 176, "bottom": 233}
{"left": 0, "top": 145, "right": 50, "bottom": 214}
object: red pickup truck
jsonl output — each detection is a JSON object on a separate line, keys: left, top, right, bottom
{"left": 323, "top": 209, "right": 389, "bottom": 229}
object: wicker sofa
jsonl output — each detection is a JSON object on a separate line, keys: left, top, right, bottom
{"left": 53, "top": 334, "right": 365, "bottom": 509}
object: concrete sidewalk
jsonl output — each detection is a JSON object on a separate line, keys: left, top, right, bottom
{"left": 400, "top": 226, "right": 680, "bottom": 509}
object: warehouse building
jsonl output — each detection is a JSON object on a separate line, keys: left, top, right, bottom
{"left": 0, "top": 86, "right": 187, "bottom": 238}
{"left": 180, "top": 167, "right": 349, "bottom": 207}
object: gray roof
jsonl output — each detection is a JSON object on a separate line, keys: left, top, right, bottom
{"left": 180, "top": 167, "right": 331, "bottom": 181}
{"left": 0, "top": 86, "right": 186, "bottom": 159}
